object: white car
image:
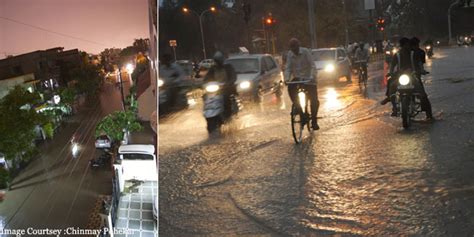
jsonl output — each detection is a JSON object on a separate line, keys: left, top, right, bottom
{"left": 312, "top": 48, "right": 352, "bottom": 82}
{"left": 95, "top": 135, "right": 112, "bottom": 149}
{"left": 225, "top": 54, "right": 283, "bottom": 102}
{"left": 153, "top": 195, "right": 158, "bottom": 221}
{"left": 118, "top": 144, "right": 157, "bottom": 181}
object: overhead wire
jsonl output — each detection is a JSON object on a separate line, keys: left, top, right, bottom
{"left": 0, "top": 16, "right": 107, "bottom": 46}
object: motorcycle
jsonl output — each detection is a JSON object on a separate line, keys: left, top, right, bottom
{"left": 425, "top": 45, "right": 434, "bottom": 58}
{"left": 158, "top": 78, "right": 190, "bottom": 115}
{"left": 90, "top": 149, "right": 113, "bottom": 168}
{"left": 202, "top": 81, "right": 241, "bottom": 134}
{"left": 390, "top": 72, "right": 425, "bottom": 129}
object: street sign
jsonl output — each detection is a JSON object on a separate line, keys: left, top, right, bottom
{"left": 169, "top": 40, "right": 177, "bottom": 47}
{"left": 364, "top": 0, "right": 375, "bottom": 10}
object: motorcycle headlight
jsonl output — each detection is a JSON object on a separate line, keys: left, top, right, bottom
{"left": 392, "top": 48, "right": 398, "bottom": 54}
{"left": 385, "top": 51, "right": 391, "bottom": 55}
{"left": 398, "top": 74, "right": 410, "bottom": 85}
{"left": 158, "top": 79, "right": 164, "bottom": 88}
{"left": 465, "top": 37, "right": 468, "bottom": 41}
{"left": 239, "top": 81, "right": 251, "bottom": 90}
{"left": 205, "top": 84, "right": 220, "bottom": 93}
{"left": 324, "top": 64, "right": 335, "bottom": 73}
{"left": 425, "top": 46, "right": 431, "bottom": 50}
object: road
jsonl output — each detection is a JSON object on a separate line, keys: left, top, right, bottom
{"left": 159, "top": 46, "right": 474, "bottom": 236}
{"left": 0, "top": 82, "right": 128, "bottom": 231}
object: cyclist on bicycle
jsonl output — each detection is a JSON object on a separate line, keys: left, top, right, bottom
{"left": 284, "top": 38, "right": 320, "bottom": 130}
{"left": 354, "top": 42, "right": 370, "bottom": 82}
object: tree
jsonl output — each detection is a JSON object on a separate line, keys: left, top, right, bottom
{"left": 60, "top": 87, "right": 76, "bottom": 106}
{"left": 0, "top": 86, "right": 47, "bottom": 165}
{"left": 72, "top": 63, "right": 104, "bottom": 97}
{"left": 95, "top": 111, "right": 143, "bottom": 145}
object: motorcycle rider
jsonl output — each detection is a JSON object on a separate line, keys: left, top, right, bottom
{"left": 354, "top": 42, "right": 370, "bottom": 82}
{"left": 411, "top": 37, "right": 433, "bottom": 120}
{"left": 380, "top": 37, "right": 433, "bottom": 120}
{"left": 159, "top": 53, "right": 184, "bottom": 111}
{"left": 284, "top": 38, "right": 320, "bottom": 130}
{"left": 204, "top": 51, "right": 237, "bottom": 120}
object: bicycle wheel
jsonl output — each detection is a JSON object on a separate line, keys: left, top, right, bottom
{"left": 291, "top": 104, "right": 304, "bottom": 143}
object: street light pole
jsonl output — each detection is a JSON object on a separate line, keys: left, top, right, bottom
{"left": 448, "top": 1, "right": 459, "bottom": 45}
{"left": 307, "top": 0, "right": 317, "bottom": 49}
{"left": 183, "top": 7, "right": 216, "bottom": 60}
{"left": 198, "top": 14, "right": 207, "bottom": 59}
{"left": 342, "top": 0, "right": 349, "bottom": 47}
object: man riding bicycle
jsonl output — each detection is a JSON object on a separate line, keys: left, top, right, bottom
{"left": 354, "top": 42, "right": 370, "bottom": 83}
{"left": 284, "top": 38, "right": 320, "bottom": 130}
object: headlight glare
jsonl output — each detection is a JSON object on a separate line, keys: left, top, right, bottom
{"left": 158, "top": 79, "right": 164, "bottom": 87}
{"left": 239, "top": 81, "right": 251, "bottom": 90}
{"left": 324, "top": 64, "right": 335, "bottom": 73}
{"left": 399, "top": 74, "right": 410, "bottom": 85}
{"left": 205, "top": 84, "right": 220, "bottom": 93}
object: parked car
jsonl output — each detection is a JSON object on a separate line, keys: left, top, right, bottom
{"left": 312, "top": 48, "right": 351, "bottom": 82}
{"left": 225, "top": 54, "right": 284, "bottom": 102}
{"left": 117, "top": 144, "right": 157, "bottom": 181}
{"left": 95, "top": 135, "right": 112, "bottom": 149}
{"left": 198, "top": 59, "right": 214, "bottom": 70}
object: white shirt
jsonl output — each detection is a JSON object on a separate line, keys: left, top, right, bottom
{"left": 284, "top": 47, "right": 316, "bottom": 82}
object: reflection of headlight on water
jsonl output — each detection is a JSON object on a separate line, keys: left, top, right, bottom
{"left": 298, "top": 92, "right": 306, "bottom": 109}
{"left": 399, "top": 74, "right": 410, "bottom": 85}
{"left": 324, "top": 88, "right": 341, "bottom": 110}
{"left": 324, "top": 64, "right": 335, "bottom": 73}
{"left": 72, "top": 144, "right": 79, "bottom": 156}
{"left": 205, "top": 84, "right": 220, "bottom": 93}
{"left": 158, "top": 79, "right": 164, "bottom": 87}
{"left": 239, "top": 81, "right": 251, "bottom": 90}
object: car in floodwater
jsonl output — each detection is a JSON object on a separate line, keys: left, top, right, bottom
{"left": 225, "top": 54, "right": 284, "bottom": 102}
{"left": 312, "top": 48, "right": 352, "bottom": 82}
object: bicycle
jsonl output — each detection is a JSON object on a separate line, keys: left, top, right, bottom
{"left": 286, "top": 79, "right": 313, "bottom": 144}
{"left": 354, "top": 60, "right": 368, "bottom": 89}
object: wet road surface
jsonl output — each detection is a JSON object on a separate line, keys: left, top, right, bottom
{"left": 159, "top": 46, "right": 474, "bottom": 236}
{"left": 0, "top": 82, "right": 128, "bottom": 230}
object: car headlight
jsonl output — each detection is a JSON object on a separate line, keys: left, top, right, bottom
{"left": 398, "top": 74, "right": 410, "bottom": 85}
{"left": 158, "top": 79, "right": 164, "bottom": 88}
{"left": 205, "top": 84, "right": 220, "bottom": 93}
{"left": 324, "top": 64, "right": 335, "bottom": 73}
{"left": 239, "top": 81, "right": 251, "bottom": 90}
{"left": 425, "top": 46, "right": 431, "bottom": 50}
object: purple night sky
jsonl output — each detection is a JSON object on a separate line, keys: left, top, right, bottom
{"left": 0, "top": 0, "right": 149, "bottom": 58}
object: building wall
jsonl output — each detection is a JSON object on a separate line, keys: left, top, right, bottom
{"left": 0, "top": 73, "right": 36, "bottom": 99}
{"left": 0, "top": 48, "right": 80, "bottom": 87}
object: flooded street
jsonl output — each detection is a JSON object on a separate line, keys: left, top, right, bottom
{"left": 0, "top": 82, "right": 127, "bottom": 230}
{"left": 159, "top": 47, "right": 474, "bottom": 236}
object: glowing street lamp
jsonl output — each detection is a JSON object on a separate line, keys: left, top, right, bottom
{"left": 182, "top": 6, "right": 217, "bottom": 59}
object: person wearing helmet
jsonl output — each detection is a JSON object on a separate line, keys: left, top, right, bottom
{"left": 204, "top": 51, "right": 237, "bottom": 119}
{"left": 284, "top": 38, "right": 320, "bottom": 130}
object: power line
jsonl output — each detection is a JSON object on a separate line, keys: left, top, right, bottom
{"left": 0, "top": 16, "right": 108, "bottom": 46}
